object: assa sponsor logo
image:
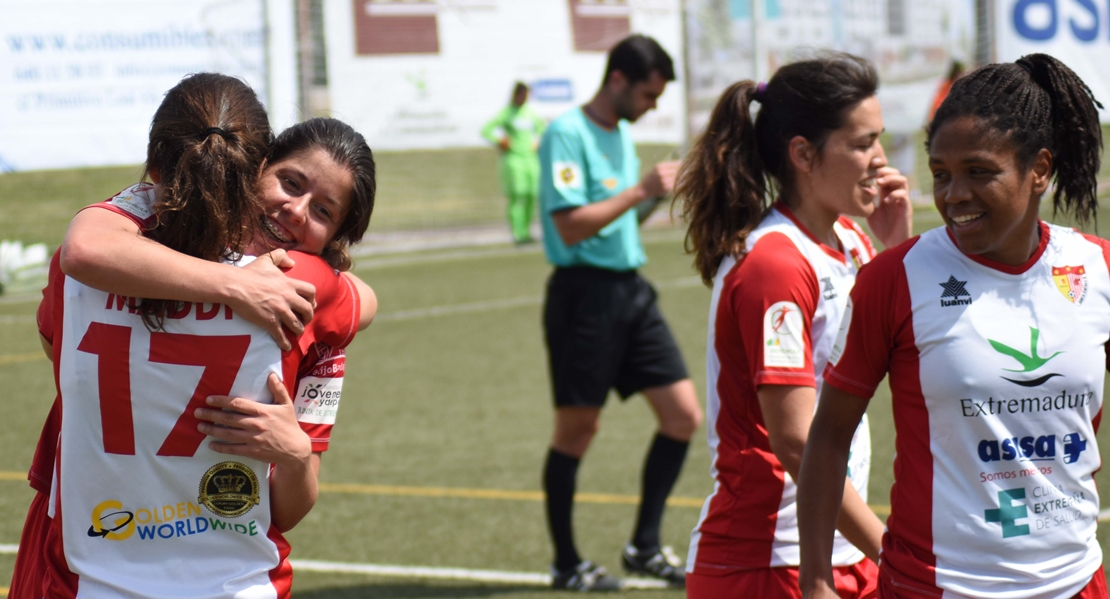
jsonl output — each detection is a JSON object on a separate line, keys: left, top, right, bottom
{"left": 977, "top": 432, "right": 1088, "bottom": 464}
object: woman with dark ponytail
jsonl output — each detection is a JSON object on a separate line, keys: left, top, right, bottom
{"left": 798, "top": 54, "right": 1110, "bottom": 599}
{"left": 680, "top": 53, "right": 912, "bottom": 598}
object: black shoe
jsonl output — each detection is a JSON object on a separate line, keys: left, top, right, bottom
{"left": 551, "top": 560, "right": 623, "bottom": 591}
{"left": 621, "top": 544, "right": 685, "bottom": 587}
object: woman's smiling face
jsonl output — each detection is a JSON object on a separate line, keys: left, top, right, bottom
{"left": 928, "top": 116, "right": 1051, "bottom": 265}
{"left": 252, "top": 147, "right": 354, "bottom": 256}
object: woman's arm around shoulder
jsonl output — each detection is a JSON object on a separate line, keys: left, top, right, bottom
{"left": 61, "top": 207, "right": 315, "bottom": 350}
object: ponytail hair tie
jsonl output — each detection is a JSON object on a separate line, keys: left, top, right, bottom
{"left": 754, "top": 82, "right": 768, "bottom": 103}
{"left": 1016, "top": 58, "right": 1035, "bottom": 77}
{"left": 201, "top": 127, "right": 231, "bottom": 140}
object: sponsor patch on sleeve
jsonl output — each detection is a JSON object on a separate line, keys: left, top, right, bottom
{"left": 106, "top": 185, "right": 155, "bottom": 221}
{"left": 828, "top": 298, "right": 852, "bottom": 367}
{"left": 553, "top": 161, "right": 583, "bottom": 191}
{"left": 763, "top": 300, "right": 806, "bottom": 368}
{"left": 294, "top": 375, "right": 343, "bottom": 425}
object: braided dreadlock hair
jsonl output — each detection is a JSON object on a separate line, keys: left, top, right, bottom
{"left": 927, "top": 54, "right": 1103, "bottom": 223}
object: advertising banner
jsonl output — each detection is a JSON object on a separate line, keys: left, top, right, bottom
{"left": 684, "top": 0, "right": 973, "bottom": 136}
{"left": 0, "top": 0, "right": 295, "bottom": 172}
{"left": 326, "top": 0, "right": 686, "bottom": 151}
{"left": 995, "top": 0, "right": 1110, "bottom": 122}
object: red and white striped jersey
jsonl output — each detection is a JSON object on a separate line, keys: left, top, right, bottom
{"left": 825, "top": 222, "right": 1108, "bottom": 598}
{"left": 688, "top": 203, "right": 876, "bottom": 574}
{"left": 38, "top": 194, "right": 360, "bottom": 598}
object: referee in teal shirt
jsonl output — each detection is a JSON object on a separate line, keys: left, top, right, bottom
{"left": 538, "top": 35, "right": 701, "bottom": 591}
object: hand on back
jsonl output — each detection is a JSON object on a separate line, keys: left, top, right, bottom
{"left": 230, "top": 250, "right": 316, "bottom": 351}
{"left": 195, "top": 373, "right": 312, "bottom": 467}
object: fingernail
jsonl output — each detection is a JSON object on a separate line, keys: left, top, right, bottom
{"left": 206, "top": 396, "right": 215, "bottom": 405}
{"left": 194, "top": 408, "right": 204, "bottom": 417}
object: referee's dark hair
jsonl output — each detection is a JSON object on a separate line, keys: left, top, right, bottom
{"left": 677, "top": 52, "right": 877, "bottom": 285}
{"left": 928, "top": 54, "right": 1103, "bottom": 224}
{"left": 603, "top": 34, "right": 675, "bottom": 85}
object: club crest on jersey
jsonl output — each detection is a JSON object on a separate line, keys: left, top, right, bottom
{"left": 553, "top": 161, "right": 582, "bottom": 191}
{"left": 939, "top": 275, "right": 972, "bottom": 307}
{"left": 764, "top": 301, "right": 805, "bottom": 368}
{"left": 199, "top": 461, "right": 260, "bottom": 518}
{"left": 1052, "top": 265, "right": 1087, "bottom": 305}
{"left": 849, "top": 248, "right": 863, "bottom": 270}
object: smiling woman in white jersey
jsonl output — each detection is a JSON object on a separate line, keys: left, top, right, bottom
{"left": 675, "top": 53, "right": 912, "bottom": 598}
{"left": 797, "top": 54, "right": 1110, "bottom": 599}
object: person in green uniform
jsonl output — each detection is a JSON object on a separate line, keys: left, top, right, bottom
{"left": 538, "top": 35, "right": 701, "bottom": 591}
{"left": 482, "top": 82, "right": 546, "bottom": 243}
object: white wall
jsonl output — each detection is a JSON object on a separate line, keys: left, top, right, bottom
{"left": 0, "top": 0, "right": 298, "bottom": 172}
{"left": 325, "top": 0, "right": 686, "bottom": 151}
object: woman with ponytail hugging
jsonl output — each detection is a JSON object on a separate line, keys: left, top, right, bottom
{"left": 678, "top": 53, "right": 912, "bottom": 598}
{"left": 798, "top": 54, "right": 1110, "bottom": 599}
{"left": 22, "top": 74, "right": 375, "bottom": 599}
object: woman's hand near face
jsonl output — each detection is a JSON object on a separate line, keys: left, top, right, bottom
{"left": 229, "top": 250, "right": 316, "bottom": 351}
{"left": 866, "top": 166, "right": 913, "bottom": 249}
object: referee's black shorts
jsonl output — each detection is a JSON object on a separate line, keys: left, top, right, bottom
{"left": 543, "top": 266, "right": 689, "bottom": 408}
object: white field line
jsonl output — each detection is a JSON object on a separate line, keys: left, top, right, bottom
{"left": 350, "top": 228, "right": 687, "bottom": 271}
{"left": 353, "top": 245, "right": 541, "bottom": 271}
{"left": 0, "top": 293, "right": 38, "bottom": 306}
{"left": 0, "top": 315, "right": 34, "bottom": 324}
{"left": 374, "top": 276, "right": 703, "bottom": 323}
{"left": 0, "top": 544, "right": 665, "bottom": 589}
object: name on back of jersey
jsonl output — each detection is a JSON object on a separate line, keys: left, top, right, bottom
{"left": 104, "top": 293, "right": 235, "bottom": 321}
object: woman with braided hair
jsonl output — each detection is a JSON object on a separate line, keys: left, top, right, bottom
{"left": 798, "top": 54, "right": 1109, "bottom": 599}
{"left": 677, "top": 52, "right": 912, "bottom": 598}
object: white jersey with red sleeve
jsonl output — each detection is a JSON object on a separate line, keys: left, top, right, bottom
{"left": 824, "top": 222, "right": 1108, "bottom": 599}
{"left": 687, "top": 203, "right": 875, "bottom": 574}
{"left": 42, "top": 243, "right": 359, "bottom": 599}
{"left": 25, "top": 185, "right": 349, "bottom": 505}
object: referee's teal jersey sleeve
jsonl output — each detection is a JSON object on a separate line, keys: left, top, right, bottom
{"left": 538, "top": 108, "right": 646, "bottom": 271}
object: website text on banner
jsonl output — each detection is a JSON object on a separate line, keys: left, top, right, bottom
{"left": 0, "top": 0, "right": 297, "bottom": 172}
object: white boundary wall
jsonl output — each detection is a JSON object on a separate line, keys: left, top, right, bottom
{"left": 325, "top": 0, "right": 686, "bottom": 151}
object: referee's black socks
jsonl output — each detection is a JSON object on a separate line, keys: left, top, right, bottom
{"left": 544, "top": 448, "right": 582, "bottom": 571}
{"left": 632, "top": 433, "right": 690, "bottom": 553}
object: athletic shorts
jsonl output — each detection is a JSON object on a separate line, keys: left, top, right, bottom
{"left": 9, "top": 490, "right": 50, "bottom": 599}
{"left": 543, "top": 266, "right": 688, "bottom": 408}
{"left": 686, "top": 559, "right": 878, "bottom": 599}
{"left": 878, "top": 563, "right": 1107, "bottom": 599}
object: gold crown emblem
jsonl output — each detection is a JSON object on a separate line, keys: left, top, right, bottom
{"left": 214, "top": 474, "right": 247, "bottom": 494}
